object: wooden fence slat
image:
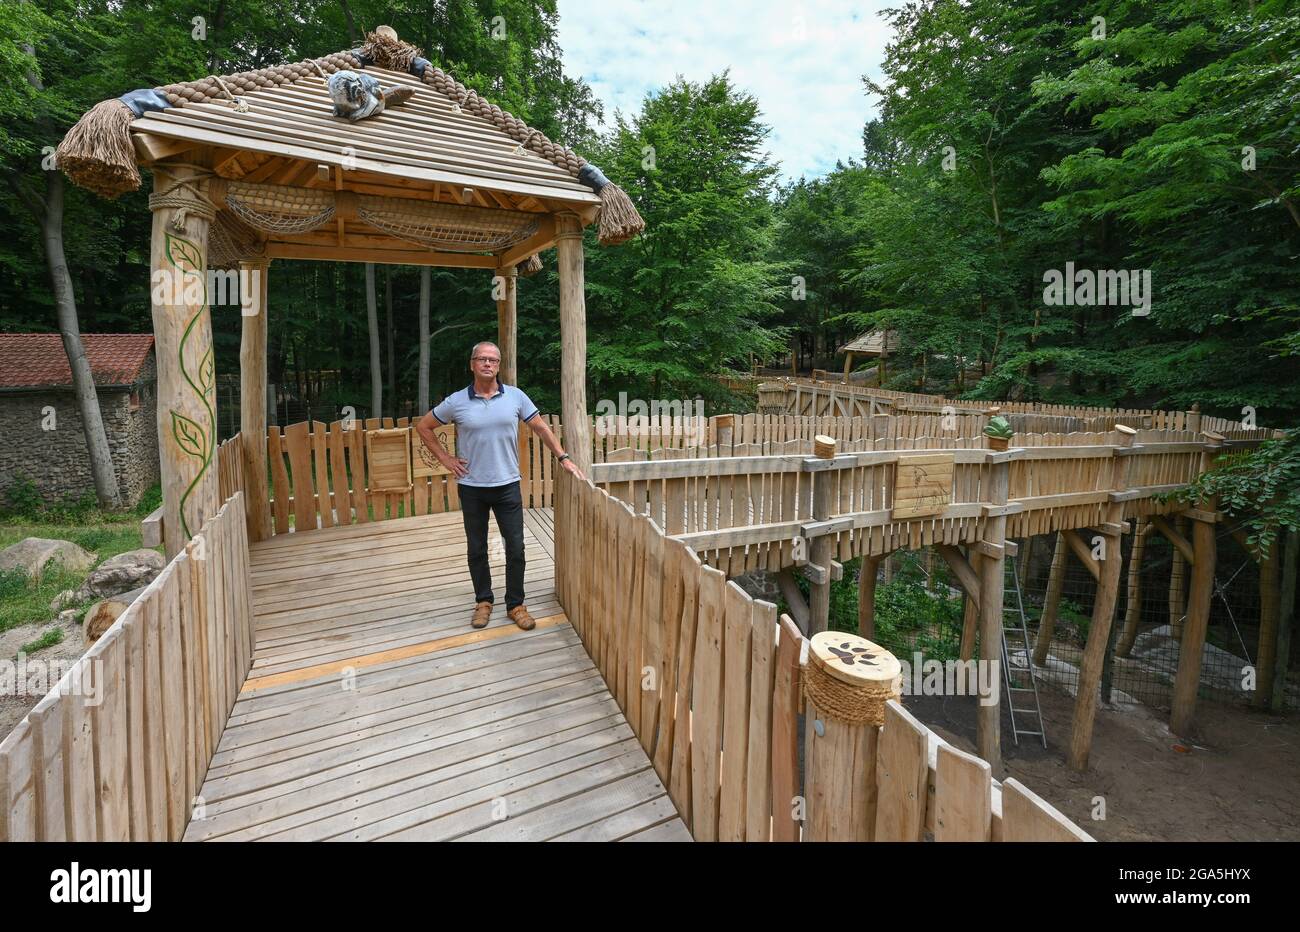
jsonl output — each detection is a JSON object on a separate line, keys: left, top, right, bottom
{"left": 667, "top": 544, "right": 702, "bottom": 826}
{"left": 874, "top": 700, "right": 929, "bottom": 842}
{"left": 62, "top": 681, "right": 97, "bottom": 841}
{"left": 690, "top": 565, "right": 726, "bottom": 841}
{"left": 770, "top": 615, "right": 802, "bottom": 842}
{"left": 1001, "top": 778, "right": 1093, "bottom": 842}
{"left": 744, "top": 600, "right": 776, "bottom": 841}
{"left": 718, "top": 581, "right": 753, "bottom": 841}
{"left": 267, "top": 427, "right": 290, "bottom": 535}
{"left": 30, "top": 693, "right": 66, "bottom": 841}
{"left": 0, "top": 723, "right": 36, "bottom": 841}
{"left": 934, "top": 742, "right": 992, "bottom": 841}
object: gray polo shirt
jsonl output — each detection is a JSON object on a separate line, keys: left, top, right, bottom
{"left": 431, "top": 379, "right": 539, "bottom": 487}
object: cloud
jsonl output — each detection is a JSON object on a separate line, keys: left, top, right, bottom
{"left": 557, "top": 0, "right": 894, "bottom": 182}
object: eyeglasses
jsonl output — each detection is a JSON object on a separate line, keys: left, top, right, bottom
{"left": 472, "top": 356, "right": 501, "bottom": 364}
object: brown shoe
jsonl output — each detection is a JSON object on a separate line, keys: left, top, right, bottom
{"left": 471, "top": 601, "right": 492, "bottom": 629}
{"left": 507, "top": 605, "right": 536, "bottom": 631}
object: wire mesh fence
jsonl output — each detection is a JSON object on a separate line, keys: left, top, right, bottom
{"left": 819, "top": 527, "right": 1296, "bottom": 724}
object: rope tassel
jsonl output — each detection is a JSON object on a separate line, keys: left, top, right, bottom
{"left": 55, "top": 99, "right": 141, "bottom": 199}
{"left": 577, "top": 164, "right": 644, "bottom": 245}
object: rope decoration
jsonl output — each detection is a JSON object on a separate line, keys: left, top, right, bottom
{"left": 802, "top": 661, "right": 901, "bottom": 727}
{"left": 147, "top": 166, "right": 217, "bottom": 231}
{"left": 356, "top": 195, "right": 540, "bottom": 252}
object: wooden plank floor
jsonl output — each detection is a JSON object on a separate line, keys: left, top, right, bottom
{"left": 184, "top": 509, "right": 690, "bottom": 842}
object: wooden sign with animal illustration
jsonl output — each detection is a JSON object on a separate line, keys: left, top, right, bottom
{"left": 366, "top": 428, "right": 412, "bottom": 491}
{"left": 412, "top": 424, "right": 456, "bottom": 478}
{"left": 892, "top": 452, "right": 954, "bottom": 519}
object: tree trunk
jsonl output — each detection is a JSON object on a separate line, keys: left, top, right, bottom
{"left": 366, "top": 262, "right": 382, "bottom": 418}
{"left": 44, "top": 173, "right": 121, "bottom": 508}
{"left": 418, "top": 266, "right": 431, "bottom": 412}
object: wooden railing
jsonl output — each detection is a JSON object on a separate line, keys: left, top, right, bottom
{"left": 0, "top": 494, "right": 255, "bottom": 841}
{"left": 757, "top": 378, "right": 1280, "bottom": 439}
{"left": 552, "top": 469, "right": 1092, "bottom": 841}
{"left": 587, "top": 432, "right": 1235, "bottom": 575}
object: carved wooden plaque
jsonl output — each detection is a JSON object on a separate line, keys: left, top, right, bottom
{"left": 412, "top": 424, "right": 456, "bottom": 478}
{"left": 891, "top": 453, "right": 954, "bottom": 519}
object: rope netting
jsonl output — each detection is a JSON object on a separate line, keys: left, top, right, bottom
{"left": 355, "top": 195, "right": 539, "bottom": 252}
{"left": 225, "top": 181, "right": 335, "bottom": 234}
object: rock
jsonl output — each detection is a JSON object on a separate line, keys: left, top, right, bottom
{"left": 49, "top": 589, "right": 80, "bottom": 613}
{"left": 83, "top": 586, "right": 146, "bottom": 643}
{"left": 78, "top": 549, "right": 165, "bottom": 600}
{"left": 0, "top": 538, "right": 95, "bottom": 581}
{"left": 57, "top": 609, "right": 81, "bottom": 626}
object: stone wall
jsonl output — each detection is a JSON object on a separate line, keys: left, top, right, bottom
{"left": 0, "top": 360, "right": 160, "bottom": 508}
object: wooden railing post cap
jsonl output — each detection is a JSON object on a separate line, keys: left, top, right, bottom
{"left": 814, "top": 434, "right": 837, "bottom": 459}
{"left": 804, "top": 631, "right": 903, "bottom": 728}
{"left": 1202, "top": 430, "right": 1225, "bottom": 446}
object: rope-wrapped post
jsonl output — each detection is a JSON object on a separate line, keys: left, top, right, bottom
{"left": 803, "top": 631, "right": 902, "bottom": 841}
{"left": 150, "top": 165, "right": 220, "bottom": 558}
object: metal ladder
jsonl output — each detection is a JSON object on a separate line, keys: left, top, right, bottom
{"left": 1001, "top": 553, "right": 1047, "bottom": 748}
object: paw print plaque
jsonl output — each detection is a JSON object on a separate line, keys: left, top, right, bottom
{"left": 808, "top": 630, "right": 902, "bottom": 689}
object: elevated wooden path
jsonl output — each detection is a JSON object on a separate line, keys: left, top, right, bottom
{"left": 182, "top": 510, "right": 689, "bottom": 841}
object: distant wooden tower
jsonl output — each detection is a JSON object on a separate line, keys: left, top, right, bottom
{"left": 838, "top": 329, "right": 900, "bottom": 383}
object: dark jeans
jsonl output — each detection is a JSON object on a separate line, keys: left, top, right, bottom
{"left": 459, "top": 480, "right": 526, "bottom": 610}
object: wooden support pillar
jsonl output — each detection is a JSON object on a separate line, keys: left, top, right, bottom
{"left": 1171, "top": 435, "right": 1224, "bottom": 737}
{"left": 555, "top": 213, "right": 592, "bottom": 476}
{"left": 1167, "top": 517, "right": 1189, "bottom": 637}
{"left": 857, "top": 554, "right": 881, "bottom": 638}
{"left": 150, "top": 166, "right": 218, "bottom": 559}
{"left": 808, "top": 436, "right": 837, "bottom": 634}
{"left": 496, "top": 263, "right": 518, "bottom": 386}
{"left": 777, "top": 568, "right": 810, "bottom": 635}
{"left": 977, "top": 456, "right": 1010, "bottom": 776}
{"left": 239, "top": 258, "right": 272, "bottom": 542}
{"left": 1067, "top": 426, "right": 1137, "bottom": 769}
{"left": 1254, "top": 540, "right": 1280, "bottom": 709}
{"left": 960, "top": 549, "right": 982, "bottom": 662}
{"left": 1033, "top": 532, "right": 1068, "bottom": 665}
{"left": 1116, "top": 518, "right": 1150, "bottom": 657}
{"left": 1272, "top": 529, "right": 1298, "bottom": 711}
{"left": 842, "top": 351, "right": 853, "bottom": 383}
{"left": 803, "top": 631, "right": 900, "bottom": 841}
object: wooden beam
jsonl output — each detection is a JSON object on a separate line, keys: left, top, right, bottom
{"left": 141, "top": 506, "right": 164, "bottom": 548}
{"left": 497, "top": 216, "right": 556, "bottom": 268}
{"left": 977, "top": 456, "right": 1010, "bottom": 776}
{"left": 132, "top": 133, "right": 197, "bottom": 163}
{"left": 857, "top": 554, "right": 881, "bottom": 638}
{"left": 777, "top": 569, "right": 810, "bottom": 635}
{"left": 555, "top": 212, "right": 592, "bottom": 477}
{"left": 936, "top": 544, "right": 980, "bottom": 603}
{"left": 262, "top": 242, "right": 497, "bottom": 267}
{"left": 239, "top": 258, "right": 272, "bottom": 543}
{"left": 1151, "top": 515, "right": 1196, "bottom": 565}
{"left": 1068, "top": 426, "right": 1137, "bottom": 770}
{"left": 1062, "top": 528, "right": 1101, "bottom": 582}
{"left": 1032, "top": 532, "right": 1069, "bottom": 665}
{"left": 1170, "top": 436, "right": 1225, "bottom": 737}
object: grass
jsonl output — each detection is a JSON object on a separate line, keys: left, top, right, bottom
{"left": 17, "top": 626, "right": 64, "bottom": 658}
{"left": 0, "top": 482, "right": 160, "bottom": 634}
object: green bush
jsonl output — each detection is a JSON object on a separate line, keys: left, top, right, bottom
{"left": 2, "top": 475, "right": 44, "bottom": 519}
{"left": 18, "top": 626, "right": 64, "bottom": 657}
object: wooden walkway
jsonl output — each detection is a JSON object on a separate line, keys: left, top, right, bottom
{"left": 183, "top": 509, "right": 689, "bottom": 841}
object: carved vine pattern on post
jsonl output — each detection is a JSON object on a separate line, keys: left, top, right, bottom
{"left": 164, "top": 232, "right": 215, "bottom": 540}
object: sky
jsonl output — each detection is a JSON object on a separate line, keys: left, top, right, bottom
{"left": 556, "top": 0, "right": 895, "bottom": 183}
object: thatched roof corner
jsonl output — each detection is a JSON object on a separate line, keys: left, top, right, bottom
{"left": 55, "top": 28, "right": 644, "bottom": 246}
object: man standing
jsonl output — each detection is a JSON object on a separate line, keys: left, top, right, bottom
{"left": 415, "top": 341, "right": 584, "bottom": 630}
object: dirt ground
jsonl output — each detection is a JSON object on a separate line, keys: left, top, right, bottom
{"left": 0, "top": 615, "right": 89, "bottom": 744}
{"left": 908, "top": 685, "right": 1300, "bottom": 841}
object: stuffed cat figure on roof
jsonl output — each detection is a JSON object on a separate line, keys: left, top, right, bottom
{"left": 327, "top": 70, "right": 415, "bottom": 122}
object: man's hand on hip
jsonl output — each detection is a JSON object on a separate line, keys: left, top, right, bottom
{"left": 442, "top": 454, "right": 470, "bottom": 479}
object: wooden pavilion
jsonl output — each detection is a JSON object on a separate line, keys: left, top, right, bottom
{"left": 838, "top": 329, "right": 900, "bottom": 383}
{"left": 56, "top": 24, "right": 639, "bottom": 558}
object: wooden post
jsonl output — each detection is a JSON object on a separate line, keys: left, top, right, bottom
{"left": 1168, "top": 519, "right": 1188, "bottom": 637}
{"left": 496, "top": 264, "right": 518, "bottom": 386}
{"left": 715, "top": 414, "right": 734, "bottom": 454}
{"left": 808, "top": 436, "right": 837, "bottom": 634}
{"left": 1255, "top": 537, "right": 1281, "bottom": 708}
{"left": 1170, "top": 433, "right": 1224, "bottom": 737}
{"left": 150, "top": 166, "right": 219, "bottom": 559}
{"left": 1271, "top": 529, "right": 1298, "bottom": 711}
{"left": 239, "top": 258, "right": 272, "bottom": 542}
{"left": 803, "top": 631, "right": 900, "bottom": 841}
{"left": 977, "top": 453, "right": 1010, "bottom": 775}
{"left": 1116, "top": 518, "right": 1149, "bottom": 657}
{"left": 555, "top": 213, "right": 592, "bottom": 476}
{"left": 842, "top": 351, "right": 853, "bottom": 383}
{"left": 1067, "top": 425, "right": 1137, "bottom": 769}
{"left": 858, "top": 554, "right": 881, "bottom": 638}
{"left": 1032, "top": 532, "right": 1068, "bottom": 665}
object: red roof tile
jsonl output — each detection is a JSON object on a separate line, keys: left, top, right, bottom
{"left": 0, "top": 333, "right": 155, "bottom": 389}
